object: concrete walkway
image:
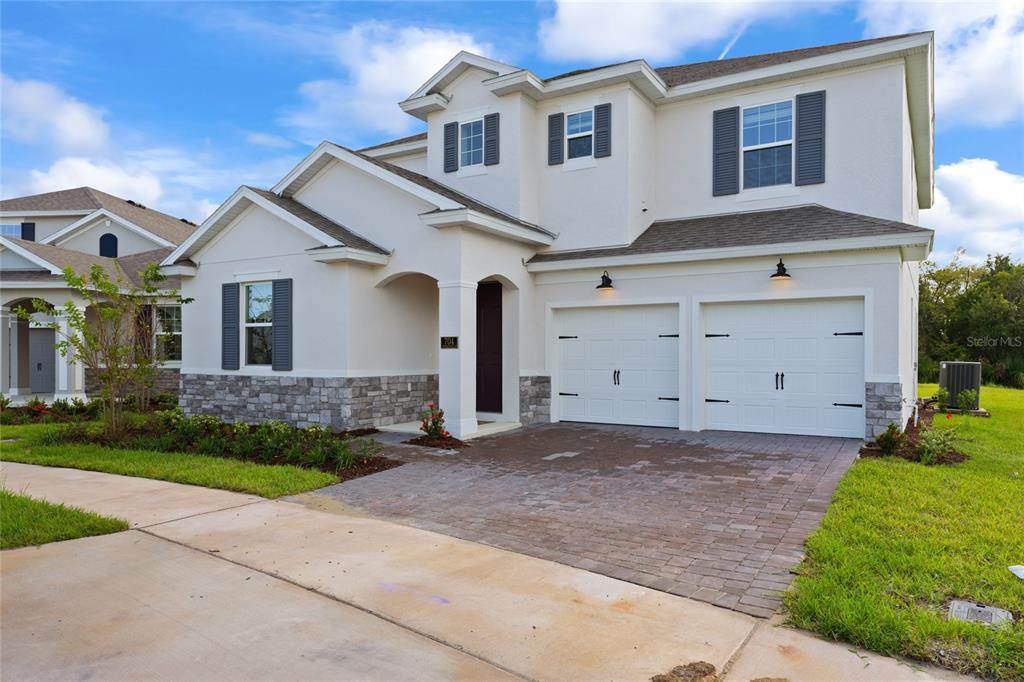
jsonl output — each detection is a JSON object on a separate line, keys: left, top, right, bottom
{"left": 0, "top": 462, "right": 970, "bottom": 681}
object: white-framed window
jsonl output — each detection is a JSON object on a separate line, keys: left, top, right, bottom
{"left": 0, "top": 224, "right": 22, "bottom": 238}
{"left": 566, "top": 110, "right": 594, "bottom": 160}
{"left": 154, "top": 305, "right": 182, "bottom": 362}
{"left": 460, "top": 118, "right": 483, "bottom": 167}
{"left": 244, "top": 282, "right": 273, "bottom": 366}
{"left": 742, "top": 100, "right": 793, "bottom": 189}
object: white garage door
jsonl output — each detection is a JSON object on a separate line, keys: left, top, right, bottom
{"left": 556, "top": 305, "right": 679, "bottom": 427}
{"left": 703, "top": 298, "right": 865, "bottom": 438}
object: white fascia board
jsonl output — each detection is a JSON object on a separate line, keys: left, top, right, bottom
{"left": 0, "top": 237, "right": 62, "bottom": 273}
{"left": 158, "top": 264, "right": 198, "bottom": 277}
{"left": 306, "top": 246, "right": 390, "bottom": 265}
{"left": 407, "top": 51, "right": 521, "bottom": 100}
{"left": 526, "top": 232, "right": 933, "bottom": 272}
{"left": 161, "top": 186, "right": 247, "bottom": 266}
{"left": 0, "top": 210, "right": 93, "bottom": 218}
{"left": 361, "top": 138, "right": 428, "bottom": 160}
{"left": 273, "top": 142, "right": 464, "bottom": 212}
{"left": 0, "top": 280, "right": 69, "bottom": 289}
{"left": 485, "top": 61, "right": 667, "bottom": 103}
{"left": 421, "top": 209, "right": 555, "bottom": 246}
{"left": 399, "top": 93, "right": 450, "bottom": 120}
{"left": 42, "top": 208, "right": 176, "bottom": 248}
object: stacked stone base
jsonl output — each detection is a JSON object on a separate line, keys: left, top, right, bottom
{"left": 179, "top": 373, "right": 438, "bottom": 431}
{"left": 519, "top": 375, "right": 551, "bottom": 425}
{"left": 865, "top": 381, "right": 905, "bottom": 439}
{"left": 85, "top": 367, "right": 181, "bottom": 397}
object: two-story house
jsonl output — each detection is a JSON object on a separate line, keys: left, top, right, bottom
{"left": 1, "top": 187, "right": 195, "bottom": 399}
{"left": 162, "top": 31, "right": 935, "bottom": 440}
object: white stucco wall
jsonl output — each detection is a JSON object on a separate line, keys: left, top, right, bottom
{"left": 56, "top": 216, "right": 165, "bottom": 256}
{"left": 179, "top": 205, "right": 348, "bottom": 374}
{"left": 0, "top": 249, "right": 42, "bottom": 270}
{"left": 899, "top": 260, "right": 920, "bottom": 423}
{"left": 383, "top": 150, "right": 428, "bottom": 174}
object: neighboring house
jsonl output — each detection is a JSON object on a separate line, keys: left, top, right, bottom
{"left": 1, "top": 187, "right": 195, "bottom": 399}
{"left": 163, "top": 32, "right": 934, "bottom": 440}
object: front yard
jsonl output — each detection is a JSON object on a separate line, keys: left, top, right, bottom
{"left": 1, "top": 423, "right": 337, "bottom": 499}
{"left": 1, "top": 487, "right": 129, "bottom": 549}
{"left": 786, "top": 384, "right": 1024, "bottom": 680}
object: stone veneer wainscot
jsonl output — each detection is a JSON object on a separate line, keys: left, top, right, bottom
{"left": 864, "top": 381, "right": 905, "bottom": 439}
{"left": 519, "top": 375, "right": 551, "bottom": 425}
{"left": 179, "top": 373, "right": 438, "bottom": 431}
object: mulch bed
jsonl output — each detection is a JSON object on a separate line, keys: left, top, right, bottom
{"left": 860, "top": 403, "right": 967, "bottom": 465}
{"left": 404, "top": 435, "right": 470, "bottom": 449}
{"left": 334, "top": 455, "right": 404, "bottom": 482}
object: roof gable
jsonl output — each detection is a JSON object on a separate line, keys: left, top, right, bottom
{"left": 406, "top": 52, "right": 520, "bottom": 101}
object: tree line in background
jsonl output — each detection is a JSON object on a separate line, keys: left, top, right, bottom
{"left": 918, "top": 253, "right": 1024, "bottom": 388}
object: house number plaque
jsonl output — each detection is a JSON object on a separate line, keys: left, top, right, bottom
{"left": 440, "top": 336, "right": 459, "bottom": 349}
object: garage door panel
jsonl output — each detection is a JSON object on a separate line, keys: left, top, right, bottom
{"left": 556, "top": 304, "right": 679, "bottom": 428}
{"left": 560, "top": 339, "right": 585, "bottom": 362}
{"left": 704, "top": 298, "right": 864, "bottom": 438}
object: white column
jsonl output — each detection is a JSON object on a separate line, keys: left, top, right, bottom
{"left": 55, "top": 309, "right": 87, "bottom": 399}
{"left": 8, "top": 315, "right": 31, "bottom": 395}
{"left": 437, "top": 280, "right": 477, "bottom": 439}
{"left": 0, "top": 310, "right": 10, "bottom": 394}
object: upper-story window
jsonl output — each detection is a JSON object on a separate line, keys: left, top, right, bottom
{"left": 0, "top": 224, "right": 22, "bottom": 238}
{"left": 460, "top": 119, "right": 483, "bottom": 167}
{"left": 566, "top": 110, "right": 594, "bottom": 159}
{"left": 742, "top": 100, "right": 792, "bottom": 189}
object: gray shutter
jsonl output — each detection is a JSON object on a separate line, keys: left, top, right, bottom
{"left": 712, "top": 107, "right": 740, "bottom": 196}
{"left": 594, "top": 103, "right": 612, "bottom": 158}
{"left": 795, "top": 91, "right": 826, "bottom": 186}
{"left": 547, "top": 113, "right": 564, "bottom": 165}
{"left": 271, "top": 278, "right": 292, "bottom": 371}
{"left": 221, "top": 283, "right": 239, "bottom": 371}
{"left": 483, "top": 113, "right": 500, "bottom": 166}
{"left": 20, "top": 222, "right": 35, "bottom": 241}
{"left": 443, "top": 122, "right": 458, "bottom": 173}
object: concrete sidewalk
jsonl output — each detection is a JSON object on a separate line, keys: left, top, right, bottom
{"left": 1, "top": 462, "right": 970, "bottom": 681}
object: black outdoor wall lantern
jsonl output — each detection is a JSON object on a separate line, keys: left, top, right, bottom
{"left": 596, "top": 270, "right": 614, "bottom": 289}
{"left": 770, "top": 258, "right": 791, "bottom": 279}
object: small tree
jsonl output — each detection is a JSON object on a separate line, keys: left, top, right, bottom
{"left": 19, "top": 262, "right": 187, "bottom": 436}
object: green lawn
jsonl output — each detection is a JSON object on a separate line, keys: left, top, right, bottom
{"left": 1, "top": 487, "right": 129, "bottom": 549}
{"left": 1, "top": 423, "right": 337, "bottom": 499}
{"left": 785, "top": 384, "right": 1024, "bottom": 680}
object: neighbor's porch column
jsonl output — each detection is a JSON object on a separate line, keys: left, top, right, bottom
{"left": 437, "top": 280, "right": 477, "bottom": 439}
{"left": 7, "top": 314, "right": 31, "bottom": 395}
{"left": 0, "top": 309, "right": 11, "bottom": 394}
{"left": 55, "top": 308, "right": 87, "bottom": 399}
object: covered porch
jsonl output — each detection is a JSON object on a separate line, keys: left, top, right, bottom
{"left": 1, "top": 291, "right": 88, "bottom": 402}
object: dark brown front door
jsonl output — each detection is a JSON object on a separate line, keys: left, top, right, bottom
{"left": 476, "top": 282, "right": 502, "bottom": 412}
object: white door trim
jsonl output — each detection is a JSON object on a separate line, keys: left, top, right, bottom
{"left": 546, "top": 298, "right": 685, "bottom": 426}
{"left": 690, "top": 289, "right": 872, "bottom": 433}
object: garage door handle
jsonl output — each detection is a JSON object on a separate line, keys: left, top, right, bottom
{"left": 37, "top": 362, "right": 43, "bottom": 371}
{"left": 775, "top": 372, "right": 779, "bottom": 390}
{"left": 705, "top": 398, "right": 730, "bottom": 403}
{"left": 780, "top": 372, "right": 784, "bottom": 390}
{"left": 559, "top": 392, "right": 579, "bottom": 397}
{"left": 832, "top": 402, "right": 863, "bottom": 408}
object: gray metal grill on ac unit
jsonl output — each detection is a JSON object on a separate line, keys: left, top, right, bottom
{"left": 939, "top": 361, "right": 982, "bottom": 409}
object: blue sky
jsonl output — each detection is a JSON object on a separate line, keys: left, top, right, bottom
{"left": 2, "top": 1, "right": 1022, "bottom": 262}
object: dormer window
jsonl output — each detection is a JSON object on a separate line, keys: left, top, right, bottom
{"left": 460, "top": 119, "right": 484, "bottom": 167}
{"left": 566, "top": 110, "right": 594, "bottom": 159}
{"left": 742, "top": 101, "right": 792, "bottom": 189}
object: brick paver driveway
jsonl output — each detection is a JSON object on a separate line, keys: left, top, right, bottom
{"left": 307, "top": 423, "right": 860, "bottom": 617}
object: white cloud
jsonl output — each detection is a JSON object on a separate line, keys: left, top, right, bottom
{"left": 921, "top": 158, "right": 1024, "bottom": 262}
{"left": 29, "top": 157, "right": 163, "bottom": 206}
{"left": 245, "top": 132, "right": 294, "bottom": 149}
{"left": 0, "top": 73, "right": 110, "bottom": 152}
{"left": 859, "top": 1, "right": 1024, "bottom": 127}
{"left": 280, "top": 22, "right": 490, "bottom": 142}
{"left": 538, "top": 1, "right": 802, "bottom": 63}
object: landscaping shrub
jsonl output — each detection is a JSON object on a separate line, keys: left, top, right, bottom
{"left": 0, "top": 394, "right": 10, "bottom": 411}
{"left": 419, "top": 403, "right": 450, "bottom": 439}
{"left": 955, "top": 388, "right": 978, "bottom": 411}
{"left": 918, "top": 426, "right": 960, "bottom": 465}
{"left": 933, "top": 387, "right": 950, "bottom": 410}
{"left": 46, "top": 408, "right": 382, "bottom": 474}
{"left": 875, "top": 422, "right": 904, "bottom": 456}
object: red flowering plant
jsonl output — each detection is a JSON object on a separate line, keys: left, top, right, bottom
{"left": 420, "top": 403, "right": 451, "bottom": 439}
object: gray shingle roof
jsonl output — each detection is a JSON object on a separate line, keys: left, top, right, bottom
{"left": 346, "top": 147, "right": 555, "bottom": 238}
{"left": 546, "top": 32, "right": 929, "bottom": 88}
{"left": 0, "top": 187, "right": 198, "bottom": 245}
{"left": 244, "top": 187, "right": 389, "bottom": 254}
{"left": 1, "top": 238, "right": 176, "bottom": 287}
{"left": 528, "top": 205, "right": 932, "bottom": 263}
{"left": 359, "top": 131, "right": 427, "bottom": 152}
